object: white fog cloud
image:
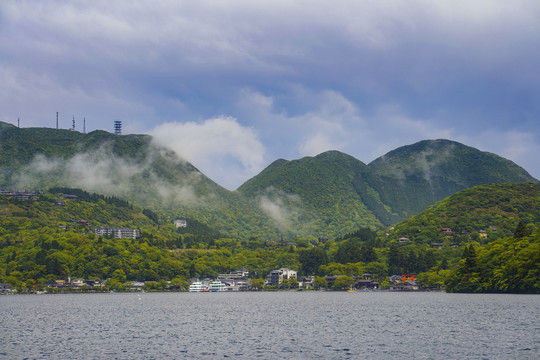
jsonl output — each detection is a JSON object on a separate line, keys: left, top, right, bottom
{"left": 151, "top": 116, "right": 266, "bottom": 189}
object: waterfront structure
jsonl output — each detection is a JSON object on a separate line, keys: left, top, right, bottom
{"left": 208, "top": 280, "right": 227, "bottom": 292}
{"left": 189, "top": 281, "right": 207, "bottom": 292}
{"left": 267, "top": 268, "right": 297, "bottom": 286}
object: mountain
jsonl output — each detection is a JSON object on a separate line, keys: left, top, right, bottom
{"left": 387, "top": 182, "right": 540, "bottom": 243}
{"left": 366, "top": 139, "right": 536, "bottom": 221}
{"left": 237, "top": 151, "right": 384, "bottom": 236}
{"left": 0, "top": 122, "right": 276, "bottom": 238}
{"left": 239, "top": 140, "right": 537, "bottom": 232}
{"left": 1, "top": 121, "right": 537, "bottom": 238}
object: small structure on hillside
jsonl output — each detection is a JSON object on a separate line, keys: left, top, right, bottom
{"left": 94, "top": 227, "right": 140, "bottom": 239}
{"left": 174, "top": 219, "right": 187, "bottom": 228}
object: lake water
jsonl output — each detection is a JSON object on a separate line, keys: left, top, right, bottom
{"left": 1, "top": 292, "right": 538, "bottom": 359}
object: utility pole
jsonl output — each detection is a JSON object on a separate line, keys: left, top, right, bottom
{"left": 18, "top": 117, "right": 20, "bottom": 128}
{"left": 83, "top": 117, "right": 86, "bottom": 134}
{"left": 56, "top": 112, "right": 59, "bottom": 129}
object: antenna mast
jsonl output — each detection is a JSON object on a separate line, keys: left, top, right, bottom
{"left": 18, "top": 117, "right": 20, "bottom": 128}
{"left": 83, "top": 117, "right": 86, "bottom": 134}
{"left": 114, "top": 120, "right": 122, "bottom": 135}
{"left": 72, "top": 116, "right": 75, "bottom": 131}
{"left": 56, "top": 112, "right": 59, "bottom": 129}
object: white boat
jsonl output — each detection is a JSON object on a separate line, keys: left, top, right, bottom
{"left": 189, "top": 281, "right": 207, "bottom": 292}
{"left": 208, "top": 280, "right": 226, "bottom": 292}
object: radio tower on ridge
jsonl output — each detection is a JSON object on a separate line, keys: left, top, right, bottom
{"left": 114, "top": 120, "right": 122, "bottom": 135}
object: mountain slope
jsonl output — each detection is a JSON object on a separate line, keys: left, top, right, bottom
{"left": 238, "top": 151, "right": 383, "bottom": 236}
{"left": 0, "top": 123, "right": 276, "bottom": 238}
{"left": 388, "top": 182, "right": 540, "bottom": 243}
{"left": 1, "top": 122, "right": 537, "bottom": 238}
{"left": 366, "top": 139, "right": 537, "bottom": 221}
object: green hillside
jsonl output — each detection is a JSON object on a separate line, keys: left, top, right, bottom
{"left": 387, "top": 183, "right": 540, "bottom": 244}
{"left": 0, "top": 122, "right": 278, "bottom": 239}
{"left": 367, "top": 139, "right": 536, "bottom": 220}
{"left": 1, "top": 184, "right": 538, "bottom": 293}
{"left": 238, "top": 151, "right": 382, "bottom": 237}
{"left": 1, "top": 122, "right": 537, "bottom": 239}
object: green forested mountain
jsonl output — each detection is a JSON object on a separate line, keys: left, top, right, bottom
{"left": 387, "top": 183, "right": 540, "bottom": 244}
{"left": 0, "top": 122, "right": 277, "bottom": 238}
{"left": 237, "top": 151, "right": 382, "bottom": 237}
{"left": 239, "top": 141, "right": 537, "bottom": 234}
{"left": 1, "top": 122, "right": 537, "bottom": 239}
{"left": 367, "top": 139, "right": 536, "bottom": 221}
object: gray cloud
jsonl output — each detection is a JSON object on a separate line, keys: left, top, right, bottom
{"left": 1, "top": 0, "right": 539, "bottom": 186}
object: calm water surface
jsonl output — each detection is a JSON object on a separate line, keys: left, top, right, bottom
{"left": 1, "top": 292, "right": 538, "bottom": 359}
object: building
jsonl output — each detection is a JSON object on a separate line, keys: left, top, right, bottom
{"left": 0, "top": 283, "right": 13, "bottom": 293}
{"left": 442, "top": 228, "right": 453, "bottom": 236}
{"left": 94, "top": 227, "right": 140, "bottom": 239}
{"left": 0, "top": 191, "right": 39, "bottom": 200}
{"left": 267, "top": 268, "right": 297, "bottom": 286}
{"left": 174, "top": 219, "right": 187, "bottom": 228}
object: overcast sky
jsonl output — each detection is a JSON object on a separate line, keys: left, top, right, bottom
{"left": 2, "top": 0, "right": 539, "bottom": 189}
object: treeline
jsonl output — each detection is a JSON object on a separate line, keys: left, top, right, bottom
{"left": 0, "top": 190, "right": 538, "bottom": 294}
{"left": 444, "top": 222, "right": 539, "bottom": 293}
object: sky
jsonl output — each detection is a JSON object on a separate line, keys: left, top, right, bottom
{"left": 1, "top": 0, "right": 539, "bottom": 189}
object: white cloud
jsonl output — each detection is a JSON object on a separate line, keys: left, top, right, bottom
{"left": 1, "top": 0, "right": 540, "bottom": 181}
{"left": 150, "top": 116, "right": 265, "bottom": 189}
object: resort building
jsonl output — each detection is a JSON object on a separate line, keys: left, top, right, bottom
{"left": 94, "top": 227, "right": 140, "bottom": 239}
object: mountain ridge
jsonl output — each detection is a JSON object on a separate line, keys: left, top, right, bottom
{"left": 1, "top": 121, "right": 537, "bottom": 238}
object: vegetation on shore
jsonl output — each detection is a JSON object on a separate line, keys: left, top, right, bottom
{"left": 1, "top": 183, "right": 538, "bottom": 294}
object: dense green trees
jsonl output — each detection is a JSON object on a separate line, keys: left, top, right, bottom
{"left": 0, "top": 186, "right": 538, "bottom": 294}
{"left": 299, "top": 247, "right": 328, "bottom": 275}
{"left": 445, "top": 230, "right": 540, "bottom": 293}
{"left": 333, "top": 276, "right": 354, "bottom": 290}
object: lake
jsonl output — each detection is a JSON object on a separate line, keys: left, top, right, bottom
{"left": 1, "top": 292, "right": 538, "bottom": 359}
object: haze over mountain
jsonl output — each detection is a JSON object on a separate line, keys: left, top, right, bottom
{"left": 1, "top": 121, "right": 536, "bottom": 238}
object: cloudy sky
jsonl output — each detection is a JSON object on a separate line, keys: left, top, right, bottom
{"left": 1, "top": 0, "right": 539, "bottom": 189}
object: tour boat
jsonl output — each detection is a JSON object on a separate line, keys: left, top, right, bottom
{"left": 208, "top": 280, "right": 226, "bottom": 292}
{"left": 189, "top": 281, "right": 206, "bottom": 292}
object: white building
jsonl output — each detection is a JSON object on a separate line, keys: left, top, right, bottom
{"left": 174, "top": 219, "right": 187, "bottom": 228}
{"left": 267, "top": 268, "right": 297, "bottom": 286}
{"left": 94, "top": 227, "right": 140, "bottom": 239}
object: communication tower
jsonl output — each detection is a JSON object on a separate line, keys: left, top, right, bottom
{"left": 83, "top": 117, "right": 86, "bottom": 134}
{"left": 56, "top": 112, "right": 59, "bottom": 129}
{"left": 114, "top": 120, "right": 122, "bottom": 135}
{"left": 72, "top": 116, "right": 76, "bottom": 131}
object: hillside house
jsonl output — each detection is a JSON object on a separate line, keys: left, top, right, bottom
{"left": 0, "top": 191, "right": 39, "bottom": 200}
{"left": 174, "top": 219, "right": 187, "bottom": 228}
{"left": 95, "top": 227, "right": 140, "bottom": 239}
{"left": 442, "top": 228, "right": 453, "bottom": 236}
